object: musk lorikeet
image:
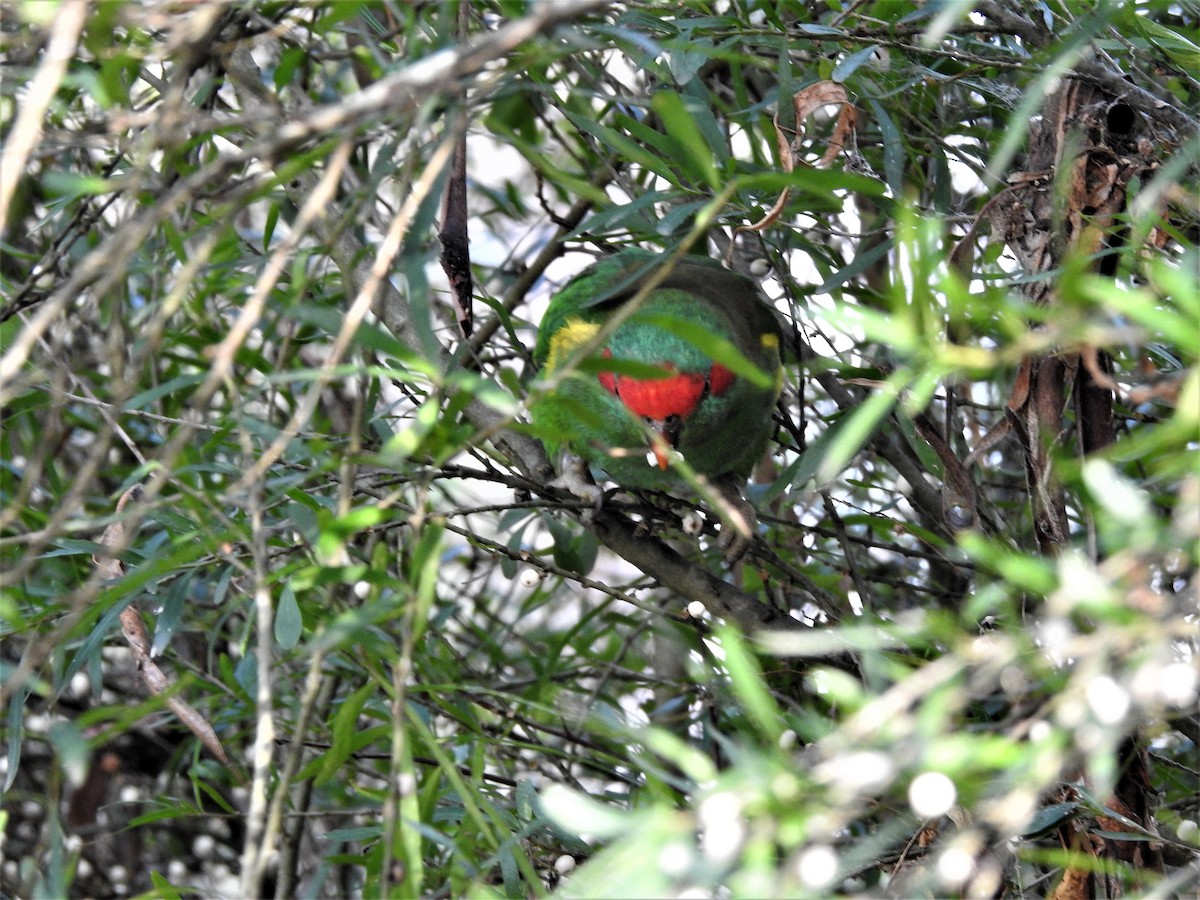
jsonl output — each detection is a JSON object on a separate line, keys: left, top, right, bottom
{"left": 532, "top": 249, "right": 784, "bottom": 553}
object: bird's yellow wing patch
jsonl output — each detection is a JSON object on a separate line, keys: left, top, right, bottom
{"left": 761, "top": 332, "right": 784, "bottom": 396}
{"left": 545, "top": 317, "right": 601, "bottom": 373}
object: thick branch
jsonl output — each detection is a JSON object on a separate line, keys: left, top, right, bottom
{"left": 975, "top": 0, "right": 1198, "bottom": 138}
{"left": 590, "top": 510, "right": 800, "bottom": 633}
{"left": 1070, "top": 54, "right": 1198, "bottom": 138}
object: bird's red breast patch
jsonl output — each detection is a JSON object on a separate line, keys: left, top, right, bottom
{"left": 598, "top": 351, "right": 734, "bottom": 421}
{"left": 605, "top": 370, "right": 707, "bottom": 420}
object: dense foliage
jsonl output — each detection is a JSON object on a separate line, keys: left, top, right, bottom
{"left": 1, "top": 2, "right": 1197, "bottom": 897}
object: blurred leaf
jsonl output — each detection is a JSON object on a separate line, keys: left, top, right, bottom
{"left": 1128, "top": 15, "right": 1200, "bottom": 70}
{"left": 47, "top": 720, "right": 90, "bottom": 785}
{"left": 640, "top": 313, "right": 776, "bottom": 388}
{"left": 817, "top": 380, "right": 904, "bottom": 486}
{"left": 832, "top": 45, "right": 880, "bottom": 82}
{"left": 717, "top": 626, "right": 784, "bottom": 744}
{"left": 150, "top": 573, "right": 192, "bottom": 657}
{"left": 539, "top": 784, "right": 635, "bottom": 840}
{"left": 316, "top": 683, "right": 374, "bottom": 785}
{"left": 275, "top": 583, "right": 302, "bottom": 650}
{"left": 651, "top": 90, "right": 721, "bottom": 187}
{"left": 41, "top": 169, "right": 117, "bottom": 199}
{"left": 5, "top": 2, "right": 1198, "bottom": 895}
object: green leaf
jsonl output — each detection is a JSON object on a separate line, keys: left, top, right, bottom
{"left": 568, "top": 190, "right": 674, "bottom": 239}
{"left": 59, "top": 598, "right": 138, "bottom": 693}
{"left": 651, "top": 90, "right": 720, "bottom": 188}
{"left": 717, "top": 626, "right": 783, "bottom": 744}
{"left": 665, "top": 36, "right": 712, "bottom": 86}
{"left": 485, "top": 89, "right": 543, "bottom": 144}
{"left": 263, "top": 202, "right": 279, "bottom": 251}
{"left": 564, "top": 111, "right": 681, "bottom": 186}
{"left": 5, "top": 682, "right": 29, "bottom": 791}
{"left": 323, "top": 825, "right": 385, "bottom": 843}
{"left": 640, "top": 313, "right": 776, "bottom": 388}
{"left": 795, "top": 23, "right": 844, "bottom": 36}
{"left": 48, "top": 720, "right": 91, "bottom": 785}
{"left": 151, "top": 573, "right": 192, "bottom": 657}
{"left": 316, "top": 683, "right": 374, "bottom": 785}
{"left": 147, "top": 869, "right": 188, "bottom": 899}
{"left": 124, "top": 373, "right": 207, "bottom": 411}
{"left": 817, "top": 380, "right": 905, "bottom": 486}
{"left": 275, "top": 583, "right": 302, "bottom": 650}
{"left": 832, "top": 45, "right": 880, "bottom": 82}
{"left": 869, "top": 98, "right": 905, "bottom": 198}
{"left": 127, "top": 800, "right": 204, "bottom": 828}
{"left": 1129, "top": 15, "right": 1200, "bottom": 71}
{"left": 1021, "top": 802, "right": 1082, "bottom": 838}
{"left": 815, "top": 238, "right": 893, "bottom": 294}
{"left": 273, "top": 46, "right": 308, "bottom": 91}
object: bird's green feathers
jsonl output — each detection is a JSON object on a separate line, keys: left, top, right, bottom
{"left": 531, "top": 249, "right": 783, "bottom": 489}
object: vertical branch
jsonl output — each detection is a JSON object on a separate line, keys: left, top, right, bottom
{"left": 1007, "top": 356, "right": 1071, "bottom": 554}
{"left": 440, "top": 127, "right": 473, "bottom": 341}
{"left": 0, "top": 0, "right": 87, "bottom": 230}
{"left": 990, "top": 84, "right": 1076, "bottom": 554}
{"left": 989, "top": 80, "right": 1146, "bottom": 555}
{"left": 271, "top": 647, "right": 332, "bottom": 899}
{"left": 239, "top": 473, "right": 277, "bottom": 897}
{"left": 440, "top": 0, "right": 474, "bottom": 341}
{"left": 991, "top": 78, "right": 1165, "bottom": 894}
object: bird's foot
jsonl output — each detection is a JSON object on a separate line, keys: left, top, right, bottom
{"left": 550, "top": 456, "right": 604, "bottom": 522}
{"left": 711, "top": 475, "right": 757, "bottom": 564}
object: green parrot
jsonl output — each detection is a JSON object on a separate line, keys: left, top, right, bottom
{"left": 532, "top": 249, "right": 784, "bottom": 553}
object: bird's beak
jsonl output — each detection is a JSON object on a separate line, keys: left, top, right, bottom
{"left": 649, "top": 415, "right": 683, "bottom": 470}
{"left": 651, "top": 438, "right": 671, "bottom": 470}
{"left": 652, "top": 444, "right": 672, "bottom": 472}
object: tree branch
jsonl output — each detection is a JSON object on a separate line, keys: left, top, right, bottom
{"left": 975, "top": 0, "right": 1198, "bottom": 138}
{"left": 590, "top": 510, "right": 800, "bottom": 633}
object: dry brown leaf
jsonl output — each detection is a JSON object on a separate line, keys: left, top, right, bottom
{"left": 93, "top": 484, "right": 237, "bottom": 773}
{"left": 1006, "top": 357, "right": 1033, "bottom": 411}
{"left": 731, "top": 81, "right": 858, "bottom": 253}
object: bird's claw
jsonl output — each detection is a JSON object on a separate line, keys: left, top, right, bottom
{"left": 712, "top": 475, "right": 757, "bottom": 565}
{"left": 550, "top": 456, "right": 604, "bottom": 522}
{"left": 717, "top": 522, "right": 752, "bottom": 564}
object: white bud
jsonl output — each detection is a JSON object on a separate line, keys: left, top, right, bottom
{"left": 193, "top": 834, "right": 215, "bottom": 859}
{"left": 797, "top": 845, "right": 838, "bottom": 889}
{"left": 937, "top": 844, "right": 975, "bottom": 887}
{"left": 909, "top": 771, "right": 957, "bottom": 819}
{"left": 1086, "top": 675, "right": 1130, "bottom": 726}
{"left": 1159, "top": 662, "right": 1199, "bottom": 708}
{"left": 554, "top": 854, "right": 576, "bottom": 874}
